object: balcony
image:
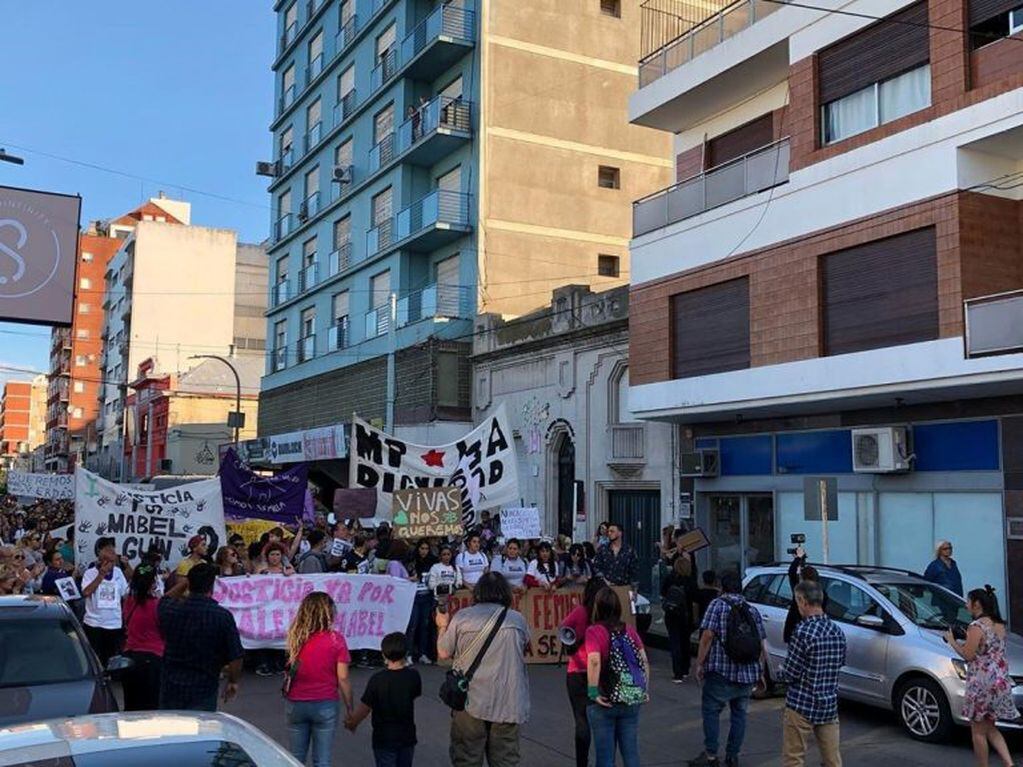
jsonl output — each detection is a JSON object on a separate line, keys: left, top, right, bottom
{"left": 307, "top": 51, "right": 325, "bottom": 85}
{"left": 396, "top": 284, "right": 472, "bottom": 327}
{"left": 638, "top": 0, "right": 781, "bottom": 88}
{"left": 272, "top": 279, "right": 291, "bottom": 308}
{"left": 271, "top": 346, "right": 288, "bottom": 373}
{"left": 365, "top": 304, "right": 393, "bottom": 339}
{"left": 329, "top": 242, "right": 353, "bottom": 276}
{"left": 297, "top": 333, "right": 316, "bottom": 364}
{"left": 279, "top": 83, "right": 297, "bottom": 114}
{"left": 332, "top": 90, "right": 358, "bottom": 128}
{"left": 280, "top": 20, "right": 298, "bottom": 53}
{"left": 395, "top": 190, "right": 472, "bottom": 251}
{"left": 397, "top": 96, "right": 472, "bottom": 166}
{"left": 633, "top": 138, "right": 789, "bottom": 237}
{"left": 371, "top": 48, "right": 400, "bottom": 95}
{"left": 299, "top": 191, "right": 321, "bottom": 222}
{"left": 304, "top": 121, "right": 323, "bottom": 153}
{"left": 334, "top": 16, "right": 358, "bottom": 59}
{"left": 401, "top": 2, "right": 476, "bottom": 81}
{"left": 299, "top": 261, "right": 319, "bottom": 292}
{"left": 965, "top": 290, "right": 1023, "bottom": 358}
{"left": 368, "top": 133, "right": 397, "bottom": 175}
{"left": 607, "top": 424, "right": 646, "bottom": 467}
{"left": 328, "top": 316, "right": 350, "bottom": 351}
{"left": 366, "top": 220, "right": 395, "bottom": 259}
{"left": 273, "top": 213, "right": 294, "bottom": 242}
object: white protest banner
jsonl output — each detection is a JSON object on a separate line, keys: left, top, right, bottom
{"left": 500, "top": 507, "right": 542, "bottom": 540}
{"left": 212, "top": 573, "right": 416, "bottom": 650}
{"left": 350, "top": 403, "right": 519, "bottom": 527}
{"left": 74, "top": 468, "right": 226, "bottom": 567}
{"left": 7, "top": 471, "right": 75, "bottom": 500}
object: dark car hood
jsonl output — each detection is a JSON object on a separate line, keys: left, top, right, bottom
{"left": 0, "top": 680, "right": 104, "bottom": 726}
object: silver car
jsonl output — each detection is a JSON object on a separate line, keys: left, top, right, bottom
{"left": 743, "top": 565, "right": 1023, "bottom": 742}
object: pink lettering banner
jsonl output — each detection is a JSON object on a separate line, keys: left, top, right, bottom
{"left": 212, "top": 574, "right": 416, "bottom": 650}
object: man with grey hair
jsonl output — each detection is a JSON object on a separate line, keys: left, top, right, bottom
{"left": 778, "top": 580, "right": 846, "bottom": 767}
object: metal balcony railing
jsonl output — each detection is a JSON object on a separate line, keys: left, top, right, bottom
{"left": 271, "top": 346, "right": 288, "bottom": 373}
{"left": 299, "top": 191, "right": 320, "bottom": 222}
{"left": 274, "top": 213, "right": 294, "bottom": 242}
{"left": 396, "top": 189, "right": 471, "bottom": 240}
{"left": 299, "top": 261, "right": 318, "bottom": 292}
{"left": 370, "top": 48, "right": 399, "bottom": 93}
{"left": 335, "top": 16, "right": 358, "bottom": 58}
{"left": 304, "top": 121, "right": 322, "bottom": 153}
{"left": 402, "top": 3, "right": 476, "bottom": 63}
{"left": 280, "top": 83, "right": 297, "bottom": 113}
{"left": 365, "top": 304, "right": 393, "bottom": 338}
{"left": 367, "top": 219, "right": 394, "bottom": 258}
{"left": 272, "top": 279, "right": 291, "bottom": 308}
{"left": 329, "top": 242, "right": 353, "bottom": 275}
{"left": 633, "top": 137, "right": 789, "bottom": 236}
{"left": 333, "top": 90, "right": 357, "bottom": 127}
{"left": 280, "top": 20, "right": 298, "bottom": 52}
{"left": 368, "top": 133, "right": 396, "bottom": 174}
{"left": 278, "top": 147, "right": 295, "bottom": 173}
{"left": 397, "top": 96, "right": 472, "bottom": 153}
{"left": 328, "top": 316, "right": 350, "bottom": 351}
{"left": 307, "top": 51, "right": 325, "bottom": 84}
{"left": 638, "top": 0, "right": 782, "bottom": 87}
{"left": 608, "top": 424, "right": 646, "bottom": 461}
{"left": 397, "top": 284, "right": 472, "bottom": 327}
{"left": 297, "top": 333, "right": 316, "bottom": 363}
{"left": 965, "top": 289, "right": 1023, "bottom": 357}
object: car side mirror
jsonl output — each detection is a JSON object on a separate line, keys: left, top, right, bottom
{"left": 105, "top": 655, "right": 135, "bottom": 675}
{"left": 855, "top": 614, "right": 885, "bottom": 630}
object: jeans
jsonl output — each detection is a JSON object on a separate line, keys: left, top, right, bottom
{"left": 449, "top": 710, "right": 520, "bottom": 767}
{"left": 374, "top": 745, "right": 415, "bottom": 767}
{"left": 566, "top": 674, "right": 591, "bottom": 767}
{"left": 587, "top": 703, "right": 641, "bottom": 767}
{"left": 407, "top": 592, "right": 434, "bottom": 659}
{"left": 701, "top": 672, "right": 754, "bottom": 759}
{"left": 286, "top": 699, "right": 339, "bottom": 767}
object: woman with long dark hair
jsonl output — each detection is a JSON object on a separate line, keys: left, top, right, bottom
{"left": 406, "top": 538, "right": 438, "bottom": 664}
{"left": 560, "top": 577, "right": 606, "bottom": 767}
{"left": 947, "top": 586, "right": 1018, "bottom": 766}
{"left": 525, "top": 541, "right": 563, "bottom": 591}
{"left": 121, "top": 564, "right": 164, "bottom": 710}
{"left": 564, "top": 543, "right": 593, "bottom": 586}
{"left": 660, "top": 552, "right": 697, "bottom": 682}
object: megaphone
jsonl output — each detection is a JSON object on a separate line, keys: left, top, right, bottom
{"left": 559, "top": 626, "right": 579, "bottom": 653}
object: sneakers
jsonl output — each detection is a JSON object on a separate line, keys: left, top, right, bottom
{"left": 673, "top": 677, "right": 685, "bottom": 684}
{"left": 687, "top": 754, "right": 719, "bottom": 766}
{"left": 419, "top": 655, "right": 434, "bottom": 665}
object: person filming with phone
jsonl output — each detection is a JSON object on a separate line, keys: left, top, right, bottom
{"left": 784, "top": 535, "right": 828, "bottom": 645}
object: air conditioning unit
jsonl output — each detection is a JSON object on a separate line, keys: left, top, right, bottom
{"left": 332, "top": 164, "right": 352, "bottom": 184}
{"left": 851, "top": 427, "right": 913, "bottom": 473}
{"left": 680, "top": 448, "right": 719, "bottom": 478}
{"left": 255, "top": 160, "right": 279, "bottom": 178}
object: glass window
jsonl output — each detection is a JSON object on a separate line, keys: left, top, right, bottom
{"left": 872, "top": 581, "right": 971, "bottom": 630}
{"left": 283, "top": 64, "right": 296, "bottom": 93}
{"left": 301, "top": 307, "right": 316, "bottom": 336}
{"left": 274, "top": 320, "right": 288, "bottom": 349}
{"left": 333, "top": 290, "right": 350, "bottom": 320}
{"left": 340, "top": 0, "right": 353, "bottom": 26}
{"left": 8, "top": 740, "right": 259, "bottom": 767}
{"left": 879, "top": 65, "right": 931, "bottom": 123}
{"left": 601, "top": 0, "right": 621, "bottom": 17}
{"left": 742, "top": 574, "right": 774, "bottom": 605}
{"left": 82, "top": 252, "right": 93, "bottom": 262}
{"left": 303, "top": 237, "right": 317, "bottom": 266}
{"left": 820, "top": 576, "right": 882, "bottom": 624}
{"left": 278, "top": 190, "right": 292, "bottom": 217}
{"left": 309, "top": 30, "right": 323, "bottom": 63}
{"left": 822, "top": 83, "right": 877, "bottom": 144}
{"left": 305, "top": 167, "right": 319, "bottom": 197}
{"left": 73, "top": 381, "right": 85, "bottom": 394}
{"left": 338, "top": 66, "right": 355, "bottom": 99}
{"left": 335, "top": 139, "right": 353, "bottom": 169}
{"left": 372, "top": 187, "right": 392, "bottom": 225}
{"left": 823, "top": 64, "right": 930, "bottom": 144}
{"left": 80, "top": 277, "right": 91, "bottom": 290}
{"left": 377, "top": 23, "right": 396, "bottom": 58}
{"left": 374, "top": 104, "right": 394, "bottom": 144}
{"left": 280, "top": 126, "right": 294, "bottom": 155}
{"left": 615, "top": 367, "right": 639, "bottom": 423}
{"left": 276, "top": 256, "right": 289, "bottom": 283}
{"left": 285, "top": 2, "right": 297, "bottom": 29}
{"left": 0, "top": 619, "right": 92, "bottom": 687}
{"left": 598, "top": 165, "right": 621, "bottom": 189}
{"left": 371, "top": 270, "right": 391, "bottom": 308}
{"left": 333, "top": 216, "right": 351, "bottom": 247}
{"left": 598, "top": 254, "right": 620, "bottom": 277}
{"left": 78, "top": 303, "right": 90, "bottom": 314}
{"left": 307, "top": 98, "right": 322, "bottom": 129}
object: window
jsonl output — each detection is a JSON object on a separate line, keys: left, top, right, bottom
{"left": 597, "top": 165, "right": 621, "bottom": 189}
{"left": 278, "top": 190, "right": 292, "bottom": 218}
{"left": 75, "top": 328, "right": 89, "bottom": 340}
{"left": 333, "top": 216, "right": 351, "bottom": 248}
{"left": 300, "top": 306, "right": 316, "bottom": 337}
{"left": 75, "top": 355, "right": 86, "bottom": 367}
{"left": 371, "top": 270, "right": 391, "bottom": 308}
{"left": 274, "top": 319, "right": 288, "bottom": 350}
{"left": 0, "top": 620, "right": 91, "bottom": 687}
{"left": 82, "top": 252, "right": 93, "bottom": 263}
{"left": 304, "top": 167, "right": 319, "bottom": 198}
{"left": 822, "top": 65, "right": 931, "bottom": 144}
{"left": 372, "top": 187, "right": 393, "bottom": 226}
{"left": 742, "top": 574, "right": 776, "bottom": 605}
{"left": 671, "top": 277, "right": 750, "bottom": 379}
{"left": 340, "top": 0, "right": 353, "bottom": 27}
{"left": 436, "top": 351, "right": 460, "bottom": 407}
{"left": 72, "top": 407, "right": 83, "bottom": 419}
{"left": 614, "top": 367, "right": 639, "bottom": 423}
{"left": 333, "top": 290, "right": 350, "bottom": 322}
{"left": 276, "top": 256, "right": 289, "bottom": 284}
{"left": 303, "top": 236, "right": 317, "bottom": 268}
{"left": 156, "top": 215, "right": 166, "bottom": 222}
{"left": 79, "top": 277, "right": 91, "bottom": 290}
{"left": 377, "top": 23, "right": 396, "bottom": 60}
{"left": 306, "top": 99, "right": 322, "bottom": 148}
{"left": 73, "top": 381, "right": 85, "bottom": 394}
{"left": 78, "top": 303, "right": 90, "bottom": 314}
{"left": 600, "top": 0, "right": 621, "bottom": 17}
{"left": 374, "top": 103, "right": 394, "bottom": 144}
{"left": 338, "top": 66, "right": 355, "bottom": 101}
{"left": 707, "top": 113, "right": 774, "bottom": 167}
{"left": 821, "top": 227, "right": 938, "bottom": 355}
{"left": 597, "top": 254, "right": 620, "bottom": 277}
{"left": 282, "top": 64, "right": 296, "bottom": 96}
{"left": 820, "top": 577, "right": 882, "bottom": 624}
{"left": 280, "top": 126, "right": 294, "bottom": 158}
{"left": 969, "top": 1, "right": 1023, "bottom": 47}
{"left": 437, "top": 166, "right": 462, "bottom": 193}
{"left": 309, "top": 30, "right": 324, "bottom": 74}
{"left": 284, "top": 1, "right": 298, "bottom": 32}
{"left": 334, "top": 138, "right": 353, "bottom": 169}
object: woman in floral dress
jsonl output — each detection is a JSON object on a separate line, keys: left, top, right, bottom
{"left": 947, "top": 586, "right": 1019, "bottom": 767}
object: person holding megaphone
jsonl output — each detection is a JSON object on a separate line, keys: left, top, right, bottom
{"left": 559, "top": 577, "right": 607, "bottom": 767}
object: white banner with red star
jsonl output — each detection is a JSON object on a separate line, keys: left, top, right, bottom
{"left": 348, "top": 403, "right": 519, "bottom": 528}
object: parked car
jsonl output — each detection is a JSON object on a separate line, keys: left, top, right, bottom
{"left": 743, "top": 565, "right": 1023, "bottom": 742}
{"left": 0, "top": 711, "right": 301, "bottom": 766}
{"left": 0, "top": 595, "right": 118, "bottom": 726}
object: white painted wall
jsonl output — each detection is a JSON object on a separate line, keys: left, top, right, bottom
{"left": 674, "top": 81, "right": 790, "bottom": 155}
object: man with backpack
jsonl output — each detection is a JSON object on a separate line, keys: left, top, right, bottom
{"left": 296, "top": 530, "right": 330, "bottom": 573}
{"left": 690, "top": 571, "right": 766, "bottom": 767}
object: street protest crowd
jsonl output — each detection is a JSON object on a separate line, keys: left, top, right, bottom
{"left": 1, "top": 488, "right": 1019, "bottom": 767}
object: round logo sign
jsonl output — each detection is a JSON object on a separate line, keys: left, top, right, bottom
{"left": 0, "top": 196, "right": 64, "bottom": 298}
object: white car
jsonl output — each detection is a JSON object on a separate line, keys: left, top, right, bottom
{"left": 0, "top": 711, "right": 301, "bottom": 767}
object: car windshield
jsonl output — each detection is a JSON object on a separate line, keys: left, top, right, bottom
{"left": 873, "top": 582, "right": 973, "bottom": 630}
{"left": 0, "top": 619, "right": 93, "bottom": 688}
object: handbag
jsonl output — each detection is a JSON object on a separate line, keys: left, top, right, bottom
{"left": 439, "top": 606, "right": 508, "bottom": 711}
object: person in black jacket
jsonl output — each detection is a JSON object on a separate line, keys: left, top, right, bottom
{"left": 661, "top": 551, "right": 698, "bottom": 682}
{"left": 783, "top": 547, "right": 828, "bottom": 644}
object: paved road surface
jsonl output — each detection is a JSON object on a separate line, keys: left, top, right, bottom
{"left": 215, "top": 648, "right": 998, "bottom": 766}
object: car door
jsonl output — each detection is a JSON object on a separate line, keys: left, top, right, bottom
{"left": 743, "top": 572, "right": 789, "bottom": 677}
{"left": 820, "top": 575, "right": 891, "bottom": 704}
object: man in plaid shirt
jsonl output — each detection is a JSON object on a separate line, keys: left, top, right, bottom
{"left": 779, "top": 580, "right": 847, "bottom": 767}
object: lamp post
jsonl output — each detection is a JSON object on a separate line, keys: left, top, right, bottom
{"left": 189, "top": 354, "right": 243, "bottom": 445}
{"left": 0, "top": 149, "right": 25, "bottom": 166}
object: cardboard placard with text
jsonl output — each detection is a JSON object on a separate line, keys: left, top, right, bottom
{"left": 392, "top": 487, "right": 463, "bottom": 539}
{"left": 676, "top": 526, "right": 711, "bottom": 554}
{"left": 500, "top": 507, "right": 542, "bottom": 540}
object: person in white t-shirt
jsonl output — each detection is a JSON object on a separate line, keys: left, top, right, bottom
{"left": 427, "top": 545, "right": 463, "bottom": 594}
{"left": 491, "top": 538, "right": 528, "bottom": 593}
{"left": 455, "top": 533, "right": 489, "bottom": 588}
{"left": 81, "top": 537, "right": 132, "bottom": 667}
{"left": 525, "top": 541, "right": 563, "bottom": 591}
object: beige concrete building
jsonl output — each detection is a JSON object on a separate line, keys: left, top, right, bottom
{"left": 27, "top": 374, "right": 47, "bottom": 453}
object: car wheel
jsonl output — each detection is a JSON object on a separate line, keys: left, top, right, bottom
{"left": 896, "top": 676, "right": 953, "bottom": 742}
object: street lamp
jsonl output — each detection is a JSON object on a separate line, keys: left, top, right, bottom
{"left": 189, "top": 354, "right": 243, "bottom": 445}
{"left": 0, "top": 149, "right": 25, "bottom": 166}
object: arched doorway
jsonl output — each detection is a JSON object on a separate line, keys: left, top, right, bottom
{"left": 556, "top": 434, "right": 576, "bottom": 537}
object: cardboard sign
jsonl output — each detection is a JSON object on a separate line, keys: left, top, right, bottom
{"left": 212, "top": 573, "right": 416, "bottom": 650}
{"left": 500, "top": 507, "right": 542, "bottom": 540}
{"left": 445, "top": 585, "right": 634, "bottom": 664}
{"left": 676, "top": 527, "right": 711, "bottom": 553}
{"left": 392, "top": 487, "right": 463, "bottom": 539}
{"left": 7, "top": 471, "right": 75, "bottom": 500}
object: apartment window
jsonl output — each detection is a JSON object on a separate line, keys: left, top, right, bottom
{"left": 970, "top": 1, "right": 1023, "bottom": 47}
{"left": 598, "top": 165, "right": 621, "bottom": 189}
{"left": 338, "top": 66, "right": 355, "bottom": 101}
{"left": 280, "top": 126, "right": 294, "bottom": 159}
{"left": 75, "top": 355, "right": 86, "bottom": 367}
{"left": 278, "top": 190, "right": 292, "bottom": 219}
{"left": 707, "top": 113, "right": 774, "bottom": 166}
{"left": 306, "top": 99, "right": 322, "bottom": 148}
{"left": 73, "top": 381, "right": 85, "bottom": 394}
{"left": 374, "top": 104, "right": 394, "bottom": 145}
{"left": 304, "top": 167, "right": 319, "bottom": 199}
{"left": 282, "top": 64, "right": 296, "bottom": 96}
{"left": 333, "top": 216, "right": 351, "bottom": 248}
{"left": 334, "top": 139, "right": 353, "bottom": 172}
{"left": 274, "top": 319, "right": 288, "bottom": 351}
{"left": 72, "top": 407, "right": 83, "bottom": 420}
{"left": 821, "top": 227, "right": 938, "bottom": 356}
{"left": 333, "top": 290, "right": 350, "bottom": 322}
{"left": 371, "top": 270, "right": 391, "bottom": 308}
{"left": 600, "top": 0, "right": 621, "bottom": 17}
{"left": 80, "top": 277, "right": 92, "bottom": 290}
{"left": 437, "top": 166, "right": 462, "bottom": 193}
{"left": 309, "top": 30, "right": 324, "bottom": 74}
{"left": 597, "top": 254, "right": 620, "bottom": 277}
{"left": 302, "top": 237, "right": 317, "bottom": 281}
{"left": 82, "top": 252, "right": 93, "bottom": 263}
{"left": 75, "top": 328, "right": 89, "bottom": 340}
{"left": 436, "top": 352, "right": 460, "bottom": 408}
{"left": 78, "top": 303, "right": 90, "bottom": 314}
{"left": 671, "top": 277, "right": 750, "bottom": 379}
{"left": 372, "top": 187, "right": 393, "bottom": 227}
{"left": 300, "top": 306, "right": 316, "bottom": 338}
{"left": 276, "top": 256, "right": 289, "bottom": 285}
{"left": 156, "top": 215, "right": 166, "bottom": 222}
{"left": 340, "top": 0, "right": 353, "bottom": 27}
{"left": 376, "top": 24, "right": 397, "bottom": 68}
{"left": 284, "top": 2, "right": 298, "bottom": 32}
{"left": 818, "top": 2, "right": 930, "bottom": 145}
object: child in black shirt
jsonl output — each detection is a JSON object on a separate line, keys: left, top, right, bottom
{"left": 345, "top": 632, "right": 422, "bottom": 767}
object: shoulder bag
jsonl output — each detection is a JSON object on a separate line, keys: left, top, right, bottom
{"left": 439, "top": 606, "right": 508, "bottom": 711}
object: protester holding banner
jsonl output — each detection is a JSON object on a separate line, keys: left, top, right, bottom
{"left": 283, "top": 591, "right": 354, "bottom": 767}
{"left": 526, "top": 542, "right": 563, "bottom": 591}
{"left": 491, "top": 538, "right": 528, "bottom": 593}
{"left": 564, "top": 544, "right": 593, "bottom": 586}
{"left": 428, "top": 545, "right": 462, "bottom": 598}
{"left": 215, "top": 546, "right": 246, "bottom": 577}
{"left": 81, "top": 537, "right": 132, "bottom": 667}
{"left": 122, "top": 564, "right": 165, "bottom": 711}
{"left": 456, "top": 533, "right": 489, "bottom": 588}
{"left": 259, "top": 542, "right": 296, "bottom": 576}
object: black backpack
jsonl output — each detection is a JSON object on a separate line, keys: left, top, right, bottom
{"left": 724, "top": 599, "right": 761, "bottom": 664}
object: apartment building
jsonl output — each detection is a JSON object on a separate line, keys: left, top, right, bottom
{"left": 45, "top": 219, "right": 127, "bottom": 473}
{"left": 91, "top": 197, "right": 268, "bottom": 480}
{"left": 259, "top": 0, "right": 671, "bottom": 443}
{"left": 629, "top": 0, "right": 1023, "bottom": 625}
{"left": 0, "top": 381, "right": 33, "bottom": 468}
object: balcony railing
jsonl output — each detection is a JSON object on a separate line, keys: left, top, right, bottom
{"left": 638, "top": 0, "right": 782, "bottom": 88}
{"left": 271, "top": 346, "right": 288, "bottom": 373}
{"left": 368, "top": 133, "right": 396, "bottom": 174}
{"left": 965, "top": 289, "right": 1023, "bottom": 358}
{"left": 397, "top": 284, "right": 472, "bottom": 327}
{"left": 367, "top": 219, "right": 395, "bottom": 258}
{"left": 304, "top": 121, "right": 323, "bottom": 153}
{"left": 370, "top": 48, "right": 399, "bottom": 93}
{"left": 278, "top": 147, "right": 295, "bottom": 173}
{"left": 335, "top": 16, "right": 358, "bottom": 58}
{"left": 396, "top": 95, "right": 472, "bottom": 155}
{"left": 333, "top": 90, "right": 357, "bottom": 127}
{"left": 273, "top": 213, "right": 294, "bottom": 242}
{"left": 272, "top": 279, "right": 291, "bottom": 308}
{"left": 280, "top": 20, "right": 298, "bottom": 52}
{"left": 297, "top": 333, "right": 316, "bottom": 363}
{"left": 299, "top": 261, "right": 319, "bottom": 292}
{"left": 608, "top": 424, "right": 646, "bottom": 462}
{"left": 365, "top": 304, "right": 393, "bottom": 338}
{"left": 401, "top": 3, "right": 476, "bottom": 68}
{"left": 307, "top": 51, "right": 325, "bottom": 84}
{"left": 396, "top": 189, "right": 471, "bottom": 240}
{"left": 633, "top": 137, "right": 789, "bottom": 237}
{"left": 328, "top": 316, "right": 350, "bottom": 351}
{"left": 279, "top": 83, "right": 297, "bottom": 113}
{"left": 329, "top": 242, "right": 353, "bottom": 275}
{"left": 299, "top": 191, "right": 320, "bottom": 222}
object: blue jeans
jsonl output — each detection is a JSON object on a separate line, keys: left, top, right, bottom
{"left": 407, "top": 592, "right": 434, "bottom": 659}
{"left": 701, "top": 672, "right": 753, "bottom": 759}
{"left": 286, "top": 699, "right": 339, "bottom": 767}
{"left": 587, "top": 703, "right": 641, "bottom": 767}
{"left": 374, "top": 745, "right": 415, "bottom": 767}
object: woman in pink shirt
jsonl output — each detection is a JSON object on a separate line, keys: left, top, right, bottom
{"left": 121, "top": 564, "right": 165, "bottom": 711}
{"left": 284, "top": 591, "right": 354, "bottom": 767}
{"left": 560, "top": 577, "right": 607, "bottom": 767}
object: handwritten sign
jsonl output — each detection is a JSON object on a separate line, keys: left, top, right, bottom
{"left": 74, "top": 468, "right": 226, "bottom": 567}
{"left": 392, "top": 487, "right": 463, "bottom": 539}
{"left": 676, "top": 526, "right": 711, "bottom": 553}
{"left": 212, "top": 573, "right": 416, "bottom": 650}
{"left": 7, "top": 471, "right": 75, "bottom": 500}
{"left": 500, "top": 507, "right": 542, "bottom": 540}
{"left": 445, "top": 586, "right": 634, "bottom": 663}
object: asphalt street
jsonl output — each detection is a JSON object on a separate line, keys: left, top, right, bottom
{"left": 215, "top": 647, "right": 997, "bottom": 766}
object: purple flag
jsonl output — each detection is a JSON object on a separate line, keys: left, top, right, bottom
{"left": 219, "top": 448, "right": 308, "bottom": 524}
